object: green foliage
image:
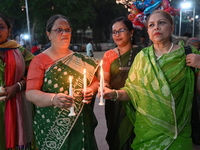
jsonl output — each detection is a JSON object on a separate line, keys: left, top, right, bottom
{"left": 0, "top": 0, "right": 129, "bottom": 45}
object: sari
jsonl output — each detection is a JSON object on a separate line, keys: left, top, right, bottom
{"left": 123, "top": 45, "right": 200, "bottom": 149}
{"left": 0, "top": 40, "right": 34, "bottom": 149}
{"left": 103, "top": 47, "right": 140, "bottom": 150}
{"left": 33, "top": 53, "right": 99, "bottom": 150}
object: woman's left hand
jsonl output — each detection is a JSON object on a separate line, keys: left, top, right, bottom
{"left": 186, "top": 54, "right": 200, "bottom": 69}
{"left": 82, "top": 87, "right": 94, "bottom": 104}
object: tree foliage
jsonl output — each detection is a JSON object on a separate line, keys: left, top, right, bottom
{"left": 0, "top": 0, "right": 129, "bottom": 45}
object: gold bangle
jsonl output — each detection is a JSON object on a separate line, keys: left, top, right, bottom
{"left": 50, "top": 94, "right": 56, "bottom": 106}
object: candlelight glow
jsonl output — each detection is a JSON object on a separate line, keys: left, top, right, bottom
{"left": 99, "top": 60, "right": 105, "bottom": 105}
{"left": 83, "top": 68, "right": 86, "bottom": 74}
{"left": 83, "top": 68, "right": 87, "bottom": 103}
{"left": 69, "top": 76, "right": 72, "bottom": 84}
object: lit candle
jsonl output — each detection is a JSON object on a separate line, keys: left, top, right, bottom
{"left": 68, "top": 76, "right": 75, "bottom": 116}
{"left": 82, "top": 69, "right": 87, "bottom": 103}
{"left": 99, "top": 60, "right": 105, "bottom": 105}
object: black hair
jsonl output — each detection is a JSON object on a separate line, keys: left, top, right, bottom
{"left": 46, "top": 14, "right": 71, "bottom": 32}
{"left": 88, "top": 38, "right": 92, "bottom": 43}
{"left": 111, "top": 16, "right": 133, "bottom": 32}
{"left": 0, "top": 14, "right": 11, "bottom": 29}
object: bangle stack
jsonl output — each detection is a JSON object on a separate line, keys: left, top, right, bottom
{"left": 50, "top": 94, "right": 56, "bottom": 106}
{"left": 111, "top": 89, "right": 118, "bottom": 101}
{"left": 17, "top": 81, "right": 24, "bottom": 91}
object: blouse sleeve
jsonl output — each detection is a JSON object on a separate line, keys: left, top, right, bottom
{"left": 102, "top": 50, "right": 118, "bottom": 73}
{"left": 26, "top": 53, "right": 54, "bottom": 91}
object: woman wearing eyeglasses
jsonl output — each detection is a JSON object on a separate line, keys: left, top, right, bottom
{"left": 102, "top": 16, "right": 141, "bottom": 150}
{"left": 26, "top": 14, "right": 99, "bottom": 150}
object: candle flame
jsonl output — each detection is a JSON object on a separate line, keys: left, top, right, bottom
{"left": 69, "top": 76, "right": 72, "bottom": 84}
{"left": 83, "top": 68, "right": 86, "bottom": 74}
{"left": 100, "top": 60, "right": 103, "bottom": 66}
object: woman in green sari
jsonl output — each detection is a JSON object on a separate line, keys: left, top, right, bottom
{"left": 101, "top": 10, "right": 200, "bottom": 149}
{"left": 26, "top": 14, "right": 99, "bottom": 150}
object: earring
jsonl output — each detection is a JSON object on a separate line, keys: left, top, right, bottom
{"left": 131, "top": 37, "right": 133, "bottom": 41}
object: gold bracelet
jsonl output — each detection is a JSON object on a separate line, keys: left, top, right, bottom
{"left": 50, "top": 94, "right": 56, "bottom": 106}
{"left": 111, "top": 89, "right": 118, "bottom": 101}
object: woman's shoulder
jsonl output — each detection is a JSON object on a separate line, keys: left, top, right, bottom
{"left": 103, "top": 49, "right": 118, "bottom": 58}
{"left": 32, "top": 53, "right": 53, "bottom": 65}
{"left": 34, "top": 52, "right": 50, "bottom": 59}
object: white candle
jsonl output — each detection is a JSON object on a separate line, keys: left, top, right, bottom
{"left": 99, "top": 60, "right": 105, "bottom": 105}
{"left": 68, "top": 76, "right": 75, "bottom": 116}
{"left": 82, "top": 69, "right": 87, "bottom": 103}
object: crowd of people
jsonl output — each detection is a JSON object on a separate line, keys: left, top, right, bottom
{"left": 0, "top": 9, "right": 200, "bottom": 150}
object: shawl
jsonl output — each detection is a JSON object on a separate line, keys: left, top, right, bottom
{"left": 0, "top": 40, "right": 34, "bottom": 149}
{"left": 103, "top": 47, "right": 140, "bottom": 150}
{"left": 122, "top": 45, "right": 199, "bottom": 149}
{"left": 33, "top": 53, "right": 99, "bottom": 150}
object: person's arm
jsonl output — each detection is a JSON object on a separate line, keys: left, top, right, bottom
{"left": 25, "top": 55, "right": 73, "bottom": 108}
{"left": 100, "top": 87, "right": 130, "bottom": 101}
{"left": 4, "top": 81, "right": 25, "bottom": 100}
{"left": 90, "top": 50, "right": 94, "bottom": 56}
{"left": 102, "top": 51, "right": 112, "bottom": 88}
{"left": 26, "top": 90, "right": 73, "bottom": 108}
{"left": 104, "top": 72, "right": 111, "bottom": 88}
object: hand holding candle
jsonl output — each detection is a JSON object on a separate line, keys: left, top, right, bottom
{"left": 82, "top": 68, "right": 88, "bottom": 103}
{"left": 68, "top": 76, "right": 75, "bottom": 116}
{"left": 99, "top": 60, "right": 105, "bottom": 105}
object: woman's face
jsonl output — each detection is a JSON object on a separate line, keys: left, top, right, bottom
{"left": 112, "top": 21, "right": 133, "bottom": 47}
{"left": 47, "top": 18, "right": 72, "bottom": 48}
{"left": 147, "top": 13, "right": 174, "bottom": 43}
{"left": 0, "top": 18, "right": 10, "bottom": 44}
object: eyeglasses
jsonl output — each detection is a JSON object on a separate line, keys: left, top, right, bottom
{"left": 51, "top": 28, "right": 72, "bottom": 34}
{"left": 112, "top": 28, "right": 129, "bottom": 36}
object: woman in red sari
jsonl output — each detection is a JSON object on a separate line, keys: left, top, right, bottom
{"left": 0, "top": 14, "right": 34, "bottom": 149}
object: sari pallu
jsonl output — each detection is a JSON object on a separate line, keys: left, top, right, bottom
{"left": 105, "top": 47, "right": 139, "bottom": 150}
{"left": 123, "top": 45, "right": 200, "bottom": 150}
{"left": 0, "top": 40, "right": 34, "bottom": 149}
{"left": 34, "top": 53, "right": 99, "bottom": 150}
